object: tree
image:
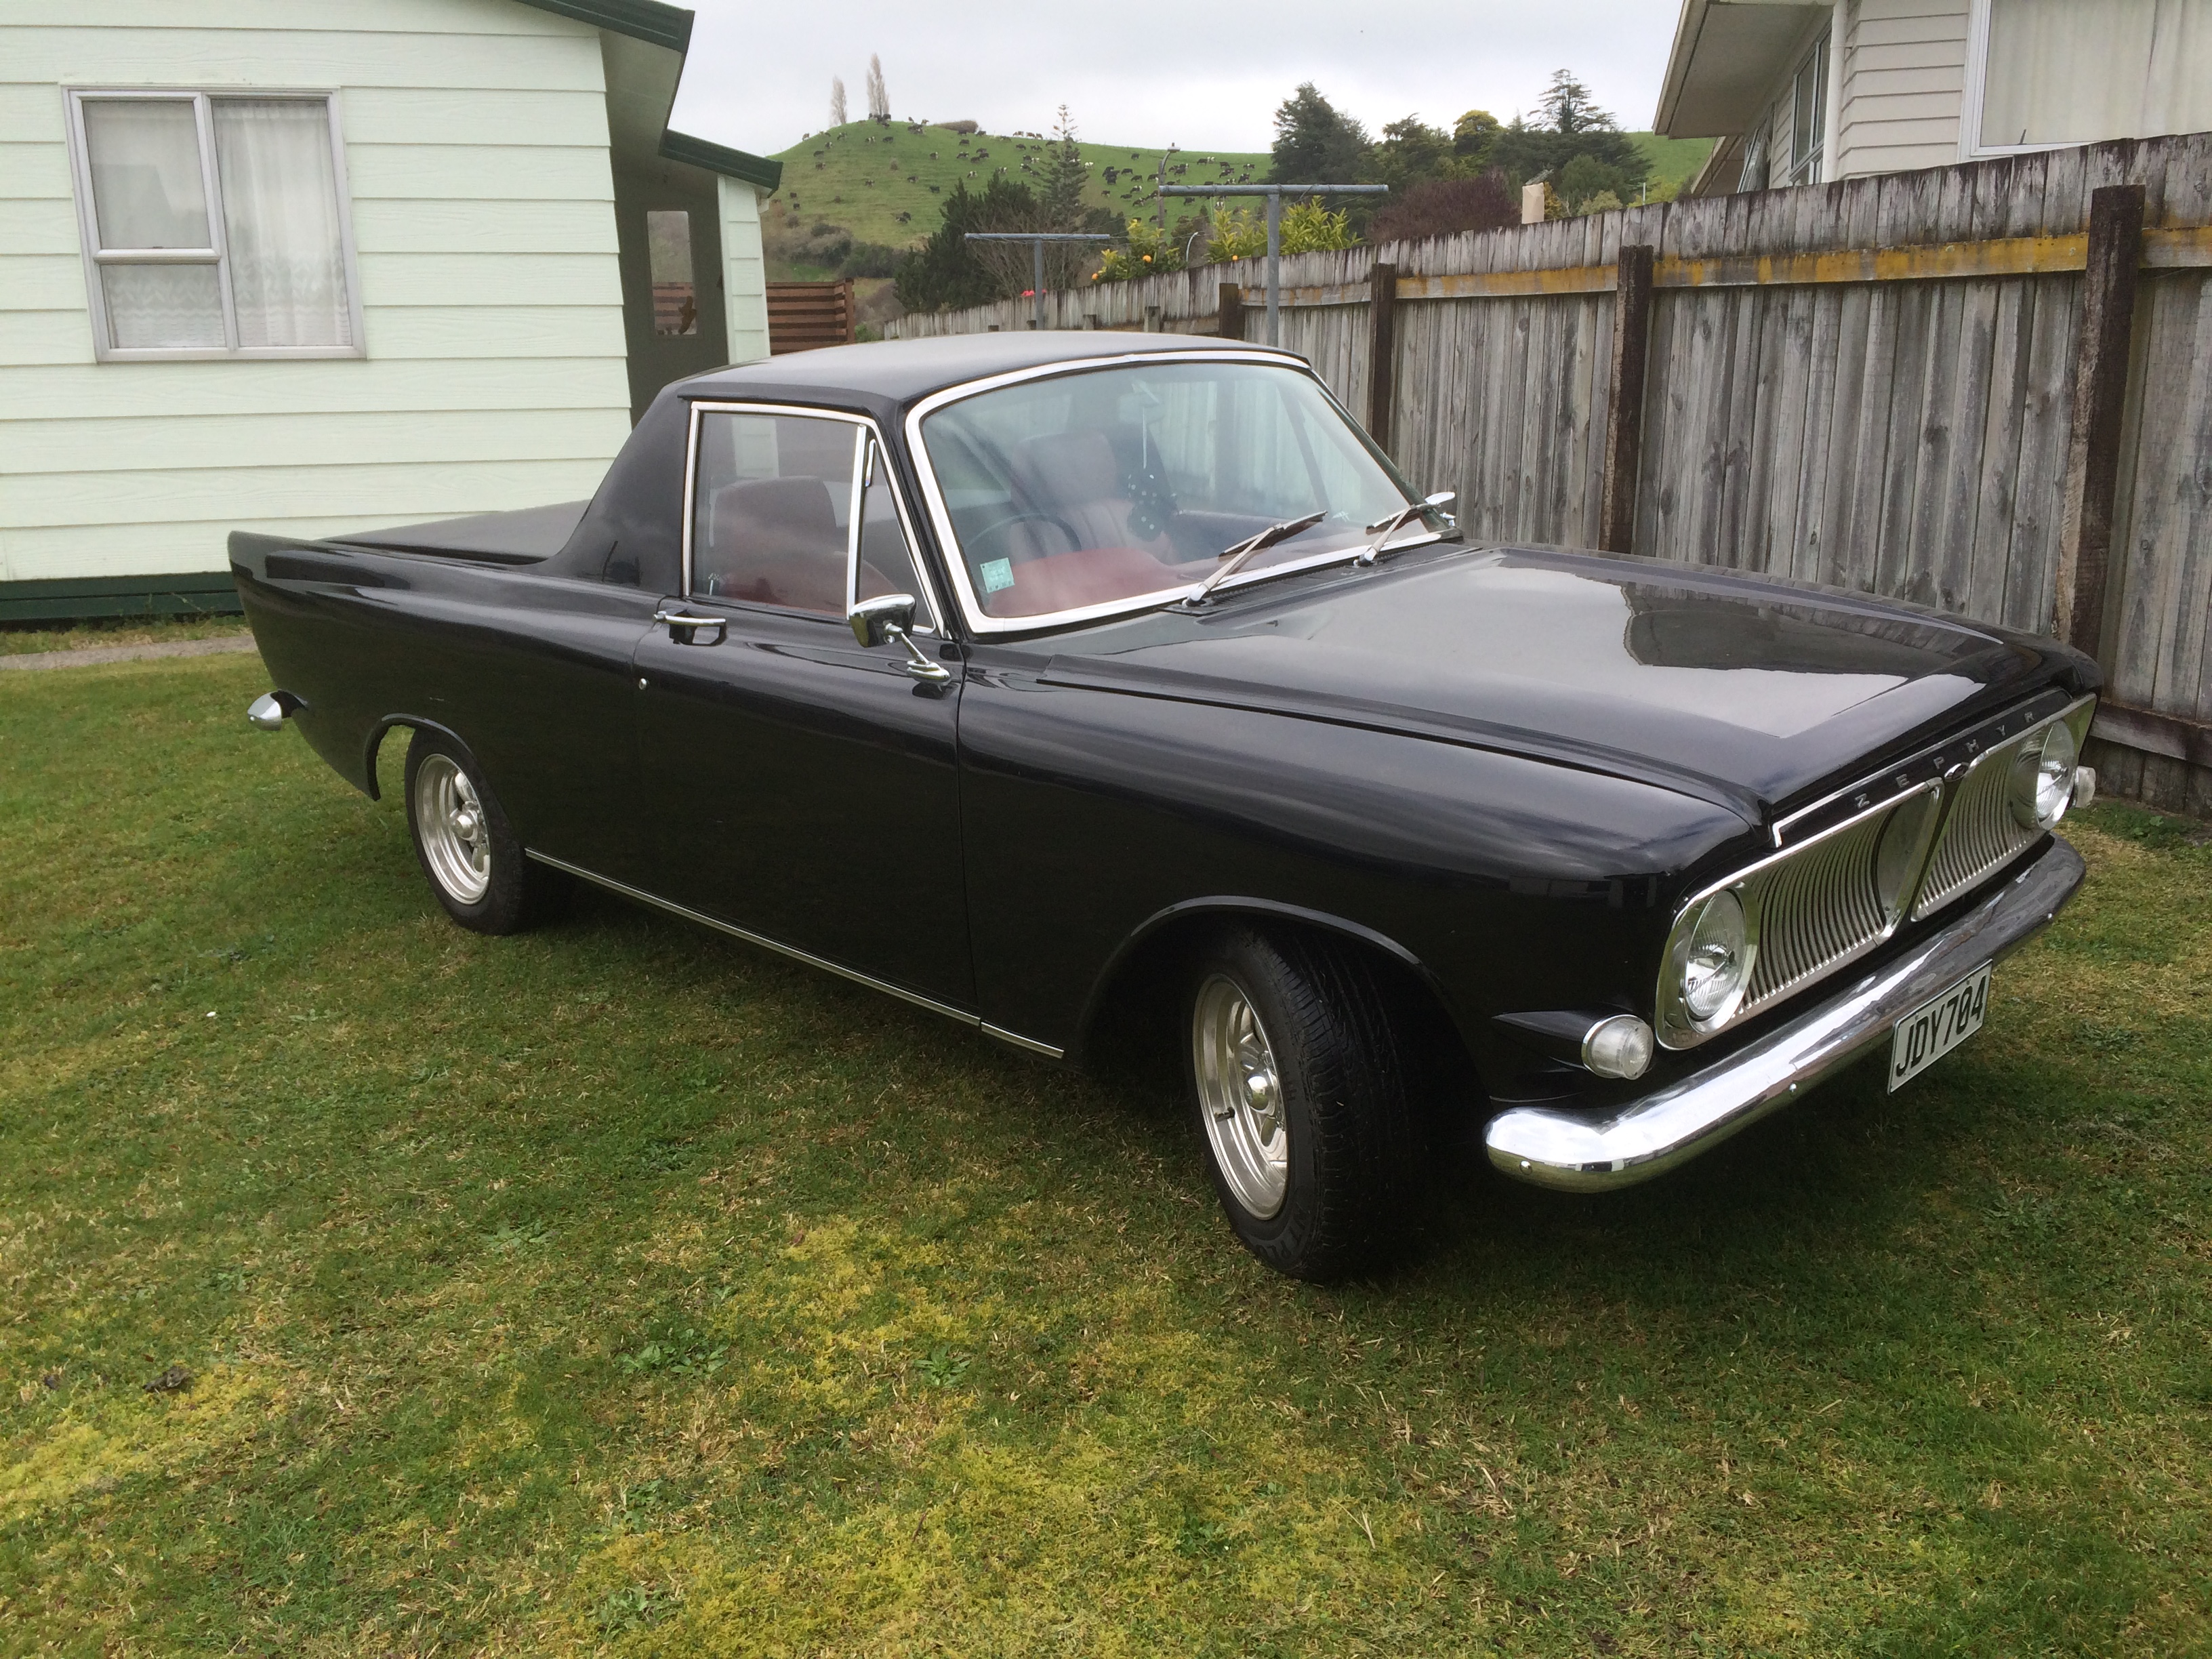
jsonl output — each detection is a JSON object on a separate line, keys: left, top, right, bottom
{"left": 865, "top": 54, "right": 889, "bottom": 122}
{"left": 1368, "top": 171, "right": 1518, "bottom": 245}
{"left": 1038, "top": 105, "right": 1090, "bottom": 229}
{"left": 1270, "top": 83, "right": 1370, "bottom": 185}
{"left": 1484, "top": 69, "right": 1648, "bottom": 194}
{"left": 893, "top": 177, "right": 1046, "bottom": 312}
{"left": 1536, "top": 70, "right": 1610, "bottom": 136}
{"left": 1452, "top": 109, "right": 1502, "bottom": 167}
{"left": 1371, "top": 117, "right": 1454, "bottom": 194}
{"left": 830, "top": 77, "right": 846, "bottom": 128}
{"left": 1558, "top": 151, "right": 1637, "bottom": 211}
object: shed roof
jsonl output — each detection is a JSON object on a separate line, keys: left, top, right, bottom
{"left": 516, "top": 0, "right": 782, "bottom": 190}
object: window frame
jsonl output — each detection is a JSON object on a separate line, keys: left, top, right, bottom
{"left": 680, "top": 400, "right": 941, "bottom": 634}
{"left": 1960, "top": 0, "right": 2093, "bottom": 161}
{"left": 63, "top": 86, "right": 367, "bottom": 363}
{"left": 903, "top": 351, "right": 1439, "bottom": 638}
{"left": 1785, "top": 32, "right": 1829, "bottom": 188}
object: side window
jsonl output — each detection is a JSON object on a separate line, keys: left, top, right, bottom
{"left": 691, "top": 412, "right": 858, "bottom": 614}
{"left": 854, "top": 445, "right": 936, "bottom": 632}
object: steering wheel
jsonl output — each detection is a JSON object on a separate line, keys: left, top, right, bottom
{"left": 968, "top": 512, "right": 1082, "bottom": 563}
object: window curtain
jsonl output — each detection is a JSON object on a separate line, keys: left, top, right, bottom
{"left": 212, "top": 99, "right": 351, "bottom": 348}
{"left": 81, "top": 98, "right": 226, "bottom": 349}
{"left": 1982, "top": 0, "right": 2212, "bottom": 148}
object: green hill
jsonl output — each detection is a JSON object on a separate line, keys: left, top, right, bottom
{"left": 767, "top": 122, "right": 1270, "bottom": 253}
{"left": 1633, "top": 131, "right": 1717, "bottom": 194}
{"left": 762, "top": 123, "right": 1719, "bottom": 272}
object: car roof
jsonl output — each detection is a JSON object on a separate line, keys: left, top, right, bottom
{"left": 674, "top": 331, "right": 1301, "bottom": 407}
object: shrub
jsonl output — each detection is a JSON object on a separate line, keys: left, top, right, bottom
{"left": 1278, "top": 201, "right": 1357, "bottom": 254}
{"left": 1094, "top": 217, "right": 1180, "bottom": 282}
{"left": 1367, "top": 171, "right": 1517, "bottom": 245}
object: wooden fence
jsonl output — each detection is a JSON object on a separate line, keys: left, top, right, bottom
{"left": 888, "top": 134, "right": 2212, "bottom": 817}
{"left": 766, "top": 279, "right": 855, "bottom": 354}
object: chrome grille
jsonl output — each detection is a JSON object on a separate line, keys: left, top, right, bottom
{"left": 1740, "top": 804, "right": 1896, "bottom": 1016}
{"left": 1913, "top": 733, "right": 2041, "bottom": 919}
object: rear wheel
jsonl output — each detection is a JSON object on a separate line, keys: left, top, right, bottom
{"left": 403, "top": 731, "right": 565, "bottom": 934}
{"left": 1187, "top": 926, "right": 1421, "bottom": 1280}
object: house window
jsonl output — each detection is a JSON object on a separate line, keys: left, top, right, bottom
{"left": 1787, "top": 34, "right": 1828, "bottom": 186}
{"left": 1966, "top": 0, "right": 2212, "bottom": 155}
{"left": 648, "top": 209, "right": 698, "bottom": 336}
{"left": 65, "top": 90, "right": 362, "bottom": 360}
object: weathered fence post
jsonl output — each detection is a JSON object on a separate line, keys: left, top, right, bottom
{"left": 1367, "top": 262, "right": 1398, "bottom": 448}
{"left": 1218, "top": 282, "right": 1244, "bottom": 344}
{"left": 1599, "top": 244, "right": 1656, "bottom": 554}
{"left": 2052, "top": 183, "right": 2146, "bottom": 657}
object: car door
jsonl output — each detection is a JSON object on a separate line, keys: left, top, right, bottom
{"left": 634, "top": 403, "right": 974, "bottom": 1012}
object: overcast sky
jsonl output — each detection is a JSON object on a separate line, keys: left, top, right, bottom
{"left": 668, "top": 0, "right": 1686, "bottom": 158}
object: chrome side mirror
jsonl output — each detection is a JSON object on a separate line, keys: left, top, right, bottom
{"left": 848, "top": 592, "right": 917, "bottom": 647}
{"left": 848, "top": 592, "right": 950, "bottom": 684}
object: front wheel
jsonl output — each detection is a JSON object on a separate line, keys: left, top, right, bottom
{"left": 1187, "top": 926, "right": 1421, "bottom": 1280}
{"left": 403, "top": 731, "right": 565, "bottom": 935}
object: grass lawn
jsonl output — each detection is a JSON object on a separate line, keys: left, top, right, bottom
{"left": 3, "top": 653, "right": 2209, "bottom": 1656}
{"left": 0, "top": 615, "right": 248, "bottom": 657}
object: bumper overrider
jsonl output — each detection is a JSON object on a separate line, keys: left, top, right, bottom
{"left": 1484, "top": 834, "right": 2087, "bottom": 1191}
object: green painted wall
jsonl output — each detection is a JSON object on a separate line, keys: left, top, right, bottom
{"left": 0, "top": 0, "right": 643, "bottom": 586}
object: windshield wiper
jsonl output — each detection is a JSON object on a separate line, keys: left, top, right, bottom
{"left": 1356, "top": 491, "right": 1458, "bottom": 565}
{"left": 1181, "top": 511, "right": 1328, "bottom": 607}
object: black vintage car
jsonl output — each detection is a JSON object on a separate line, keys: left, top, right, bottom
{"left": 233, "top": 333, "right": 2098, "bottom": 1279}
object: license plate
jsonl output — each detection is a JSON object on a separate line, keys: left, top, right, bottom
{"left": 1889, "top": 963, "right": 1992, "bottom": 1091}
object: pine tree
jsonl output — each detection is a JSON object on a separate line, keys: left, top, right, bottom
{"left": 1269, "top": 84, "right": 1370, "bottom": 186}
{"left": 1038, "top": 106, "right": 1089, "bottom": 228}
{"left": 1536, "top": 70, "right": 1613, "bottom": 136}
{"left": 830, "top": 77, "right": 846, "bottom": 127}
{"left": 865, "top": 55, "right": 889, "bottom": 122}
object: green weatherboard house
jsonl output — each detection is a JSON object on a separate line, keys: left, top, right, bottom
{"left": 0, "top": 0, "right": 781, "bottom": 620}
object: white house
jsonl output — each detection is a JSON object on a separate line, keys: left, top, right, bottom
{"left": 1656, "top": 0, "right": 2212, "bottom": 196}
{"left": 0, "top": 0, "right": 781, "bottom": 619}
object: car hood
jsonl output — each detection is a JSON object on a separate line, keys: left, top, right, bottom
{"left": 1040, "top": 546, "right": 2078, "bottom": 823}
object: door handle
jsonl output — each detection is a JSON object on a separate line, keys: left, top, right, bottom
{"left": 653, "top": 609, "right": 727, "bottom": 643}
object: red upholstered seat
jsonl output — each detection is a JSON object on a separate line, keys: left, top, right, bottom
{"left": 981, "top": 545, "right": 1186, "bottom": 617}
{"left": 697, "top": 476, "right": 846, "bottom": 614}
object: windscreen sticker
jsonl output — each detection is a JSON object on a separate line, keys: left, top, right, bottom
{"left": 979, "top": 558, "right": 1015, "bottom": 594}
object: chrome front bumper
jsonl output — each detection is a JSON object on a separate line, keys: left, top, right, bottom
{"left": 1484, "top": 835, "right": 2087, "bottom": 1192}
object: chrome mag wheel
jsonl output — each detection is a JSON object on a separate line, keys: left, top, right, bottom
{"left": 411, "top": 752, "right": 492, "bottom": 905}
{"left": 1193, "top": 973, "right": 1289, "bottom": 1218}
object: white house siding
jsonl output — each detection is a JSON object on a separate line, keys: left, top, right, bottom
{"left": 718, "top": 175, "right": 767, "bottom": 367}
{"left": 0, "top": 0, "right": 635, "bottom": 587}
{"left": 1834, "top": 0, "right": 1971, "bottom": 178}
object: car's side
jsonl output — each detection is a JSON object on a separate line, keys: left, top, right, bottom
{"left": 237, "top": 337, "right": 2096, "bottom": 1281}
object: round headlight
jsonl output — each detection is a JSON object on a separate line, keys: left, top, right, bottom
{"left": 1875, "top": 788, "right": 1940, "bottom": 918}
{"left": 1680, "top": 888, "right": 1750, "bottom": 1026}
{"left": 2011, "top": 719, "right": 2078, "bottom": 831}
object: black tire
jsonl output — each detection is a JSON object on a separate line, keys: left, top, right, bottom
{"left": 401, "top": 729, "right": 567, "bottom": 935}
{"left": 1185, "top": 925, "right": 1421, "bottom": 1280}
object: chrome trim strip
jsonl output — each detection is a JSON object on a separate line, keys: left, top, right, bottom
{"left": 680, "top": 401, "right": 943, "bottom": 634}
{"left": 900, "top": 349, "right": 1437, "bottom": 637}
{"left": 981, "top": 1023, "right": 1065, "bottom": 1060}
{"left": 524, "top": 851, "right": 981, "bottom": 1028}
{"left": 1488, "top": 835, "right": 2084, "bottom": 1192}
{"left": 1768, "top": 688, "right": 2078, "bottom": 846}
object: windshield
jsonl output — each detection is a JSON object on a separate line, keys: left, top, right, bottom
{"left": 918, "top": 359, "right": 1433, "bottom": 623}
